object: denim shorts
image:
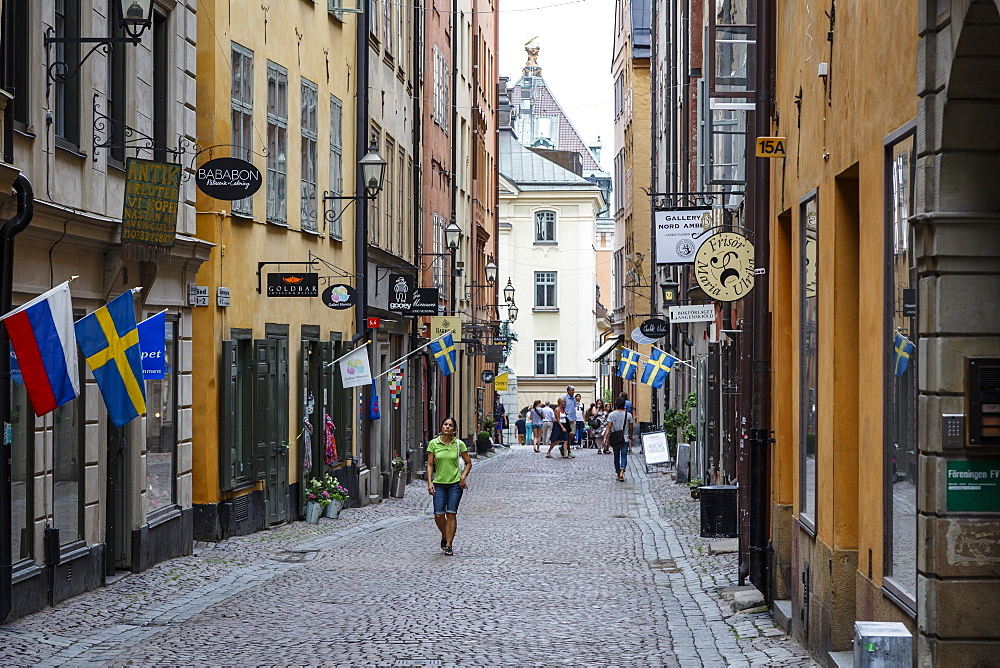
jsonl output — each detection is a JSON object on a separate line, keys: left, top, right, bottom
{"left": 433, "top": 482, "right": 463, "bottom": 515}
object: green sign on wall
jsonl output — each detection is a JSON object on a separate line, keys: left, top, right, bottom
{"left": 121, "top": 158, "right": 182, "bottom": 262}
{"left": 946, "top": 460, "right": 1000, "bottom": 512}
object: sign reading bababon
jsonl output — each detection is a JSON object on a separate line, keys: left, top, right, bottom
{"left": 655, "top": 209, "right": 712, "bottom": 264}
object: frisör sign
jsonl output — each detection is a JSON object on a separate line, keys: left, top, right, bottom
{"left": 196, "top": 157, "right": 263, "bottom": 200}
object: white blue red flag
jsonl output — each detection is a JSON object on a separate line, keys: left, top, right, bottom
{"left": 0, "top": 282, "right": 79, "bottom": 415}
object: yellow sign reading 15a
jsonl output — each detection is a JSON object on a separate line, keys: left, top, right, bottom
{"left": 756, "top": 137, "right": 787, "bottom": 158}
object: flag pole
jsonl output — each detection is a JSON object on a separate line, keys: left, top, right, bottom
{"left": 372, "top": 331, "right": 453, "bottom": 379}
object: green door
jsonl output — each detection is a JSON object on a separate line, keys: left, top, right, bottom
{"left": 254, "top": 338, "right": 289, "bottom": 525}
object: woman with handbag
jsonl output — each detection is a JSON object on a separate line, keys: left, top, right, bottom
{"left": 604, "top": 396, "right": 634, "bottom": 481}
{"left": 426, "top": 416, "right": 473, "bottom": 555}
{"left": 589, "top": 399, "right": 609, "bottom": 453}
{"left": 546, "top": 397, "right": 573, "bottom": 458}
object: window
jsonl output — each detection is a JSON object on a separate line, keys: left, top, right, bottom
{"left": 614, "top": 73, "right": 624, "bottom": 118}
{"left": 534, "top": 210, "right": 556, "bottom": 243}
{"left": 799, "top": 193, "right": 819, "bottom": 530}
{"left": 383, "top": 0, "right": 393, "bottom": 53}
{"left": 146, "top": 316, "right": 178, "bottom": 514}
{"left": 884, "top": 129, "right": 917, "bottom": 606}
{"left": 53, "top": 352, "right": 85, "bottom": 545}
{"left": 10, "top": 376, "right": 34, "bottom": 561}
{"left": 433, "top": 212, "right": 448, "bottom": 302}
{"left": 709, "top": 0, "right": 756, "bottom": 99}
{"left": 383, "top": 136, "right": 395, "bottom": 245}
{"left": 535, "top": 341, "right": 556, "bottom": 375}
{"left": 300, "top": 79, "right": 319, "bottom": 232}
{"left": 328, "top": 95, "right": 343, "bottom": 238}
{"left": 433, "top": 45, "right": 450, "bottom": 131}
{"left": 267, "top": 62, "right": 288, "bottom": 224}
{"left": 54, "top": 0, "right": 81, "bottom": 146}
{"left": 706, "top": 100, "right": 748, "bottom": 185}
{"left": 8, "top": 0, "right": 29, "bottom": 128}
{"left": 151, "top": 11, "right": 169, "bottom": 162}
{"left": 231, "top": 44, "right": 254, "bottom": 216}
{"left": 369, "top": 0, "right": 378, "bottom": 35}
{"left": 534, "top": 271, "right": 557, "bottom": 308}
{"left": 107, "top": 8, "right": 127, "bottom": 166}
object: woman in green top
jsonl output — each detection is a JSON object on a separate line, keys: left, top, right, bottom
{"left": 426, "top": 417, "right": 472, "bottom": 555}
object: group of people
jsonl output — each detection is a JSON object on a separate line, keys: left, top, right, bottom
{"left": 512, "top": 387, "right": 635, "bottom": 482}
{"left": 423, "top": 390, "right": 636, "bottom": 556}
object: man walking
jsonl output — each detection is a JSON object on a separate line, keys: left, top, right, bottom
{"left": 541, "top": 401, "right": 555, "bottom": 452}
{"left": 562, "top": 386, "right": 577, "bottom": 448}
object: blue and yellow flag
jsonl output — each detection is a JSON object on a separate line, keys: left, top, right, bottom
{"left": 74, "top": 291, "right": 146, "bottom": 427}
{"left": 429, "top": 332, "right": 457, "bottom": 376}
{"left": 640, "top": 347, "right": 675, "bottom": 389}
{"left": 893, "top": 332, "right": 915, "bottom": 377}
{"left": 617, "top": 348, "right": 641, "bottom": 380}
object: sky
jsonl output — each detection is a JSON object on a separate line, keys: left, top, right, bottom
{"left": 497, "top": 0, "right": 615, "bottom": 171}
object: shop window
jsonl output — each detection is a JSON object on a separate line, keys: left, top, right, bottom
{"left": 799, "top": 192, "right": 818, "bottom": 531}
{"left": 10, "top": 375, "right": 34, "bottom": 561}
{"left": 883, "top": 127, "right": 917, "bottom": 609}
{"left": 145, "top": 316, "right": 178, "bottom": 514}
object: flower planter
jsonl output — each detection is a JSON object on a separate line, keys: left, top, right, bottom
{"left": 390, "top": 471, "right": 407, "bottom": 498}
{"left": 305, "top": 501, "right": 324, "bottom": 523}
{"left": 690, "top": 487, "right": 701, "bottom": 500}
{"left": 324, "top": 499, "right": 344, "bottom": 518}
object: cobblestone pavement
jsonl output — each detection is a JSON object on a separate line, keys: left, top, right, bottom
{"left": 0, "top": 446, "right": 816, "bottom": 667}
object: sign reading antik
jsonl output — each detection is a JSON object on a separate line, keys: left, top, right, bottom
{"left": 121, "top": 158, "right": 182, "bottom": 261}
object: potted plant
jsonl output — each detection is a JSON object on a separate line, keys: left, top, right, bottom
{"left": 323, "top": 475, "right": 349, "bottom": 518}
{"left": 305, "top": 477, "right": 331, "bottom": 523}
{"left": 687, "top": 477, "right": 704, "bottom": 500}
{"left": 389, "top": 456, "right": 408, "bottom": 498}
{"left": 475, "top": 427, "right": 493, "bottom": 454}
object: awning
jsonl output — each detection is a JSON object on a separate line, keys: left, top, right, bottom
{"left": 589, "top": 335, "right": 624, "bottom": 362}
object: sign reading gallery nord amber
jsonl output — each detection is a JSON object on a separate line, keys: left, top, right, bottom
{"left": 121, "top": 158, "right": 182, "bottom": 261}
{"left": 694, "top": 231, "right": 755, "bottom": 302}
{"left": 755, "top": 136, "right": 787, "bottom": 158}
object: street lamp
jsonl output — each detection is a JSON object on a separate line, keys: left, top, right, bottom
{"left": 44, "top": 0, "right": 156, "bottom": 86}
{"left": 503, "top": 278, "right": 515, "bottom": 304}
{"left": 660, "top": 279, "right": 679, "bottom": 307}
{"left": 508, "top": 303, "right": 519, "bottom": 322}
{"left": 485, "top": 257, "right": 498, "bottom": 285}
{"left": 323, "top": 137, "right": 387, "bottom": 225}
{"left": 445, "top": 218, "right": 462, "bottom": 251}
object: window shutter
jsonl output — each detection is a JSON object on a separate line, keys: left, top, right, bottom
{"left": 332, "top": 341, "right": 353, "bottom": 459}
{"left": 220, "top": 341, "right": 238, "bottom": 491}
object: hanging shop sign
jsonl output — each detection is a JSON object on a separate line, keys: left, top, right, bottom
{"left": 321, "top": 283, "right": 357, "bottom": 310}
{"left": 655, "top": 209, "right": 713, "bottom": 264}
{"left": 429, "top": 316, "right": 459, "bottom": 340}
{"left": 694, "top": 231, "right": 755, "bottom": 302}
{"left": 410, "top": 288, "right": 440, "bottom": 316}
{"left": 267, "top": 272, "right": 319, "bottom": 297}
{"left": 639, "top": 318, "right": 670, "bottom": 339}
{"left": 481, "top": 369, "right": 495, "bottom": 384}
{"left": 485, "top": 345, "right": 505, "bottom": 364}
{"left": 388, "top": 274, "right": 416, "bottom": 312}
{"left": 195, "top": 157, "right": 263, "bottom": 200}
{"left": 668, "top": 304, "right": 716, "bottom": 323}
{"left": 121, "top": 158, "right": 182, "bottom": 262}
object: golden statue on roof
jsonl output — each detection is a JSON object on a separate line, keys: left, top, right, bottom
{"left": 523, "top": 37, "right": 542, "bottom": 77}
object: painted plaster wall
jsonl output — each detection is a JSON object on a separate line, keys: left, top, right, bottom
{"left": 193, "top": 1, "right": 357, "bottom": 506}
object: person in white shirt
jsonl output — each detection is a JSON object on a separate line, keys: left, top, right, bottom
{"left": 561, "top": 385, "right": 577, "bottom": 446}
{"left": 541, "top": 401, "right": 555, "bottom": 451}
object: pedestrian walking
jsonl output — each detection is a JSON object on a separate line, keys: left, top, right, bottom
{"left": 604, "top": 397, "right": 634, "bottom": 481}
{"left": 592, "top": 399, "right": 610, "bottom": 453}
{"left": 561, "top": 385, "right": 577, "bottom": 447}
{"left": 541, "top": 401, "right": 555, "bottom": 452}
{"left": 573, "top": 392, "right": 585, "bottom": 448}
{"left": 547, "top": 397, "right": 573, "bottom": 458}
{"left": 515, "top": 412, "right": 527, "bottom": 445}
{"left": 529, "top": 400, "right": 545, "bottom": 451}
{"left": 494, "top": 413, "right": 506, "bottom": 445}
{"left": 426, "top": 417, "right": 472, "bottom": 555}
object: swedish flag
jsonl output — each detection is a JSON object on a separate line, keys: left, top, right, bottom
{"left": 75, "top": 291, "right": 146, "bottom": 427}
{"left": 617, "top": 348, "right": 641, "bottom": 380}
{"left": 893, "top": 332, "right": 915, "bottom": 377}
{"left": 429, "top": 332, "right": 457, "bottom": 376}
{"left": 640, "top": 347, "right": 675, "bottom": 389}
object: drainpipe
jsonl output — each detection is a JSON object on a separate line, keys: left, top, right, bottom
{"left": 354, "top": 0, "right": 370, "bottom": 488}
{"left": 0, "top": 174, "right": 34, "bottom": 622}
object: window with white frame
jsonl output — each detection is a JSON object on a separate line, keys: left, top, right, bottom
{"left": 534, "top": 210, "right": 556, "bottom": 243}
{"left": 300, "top": 79, "right": 318, "bottom": 232}
{"left": 266, "top": 62, "right": 288, "bottom": 224}
{"left": 383, "top": 0, "right": 392, "bottom": 53}
{"left": 535, "top": 341, "right": 556, "bottom": 375}
{"left": 328, "top": 95, "right": 344, "bottom": 238}
{"left": 534, "top": 271, "right": 557, "bottom": 308}
{"left": 231, "top": 44, "right": 254, "bottom": 216}
{"left": 433, "top": 44, "right": 450, "bottom": 131}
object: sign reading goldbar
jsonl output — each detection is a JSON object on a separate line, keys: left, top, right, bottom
{"left": 694, "top": 232, "right": 755, "bottom": 301}
{"left": 121, "top": 158, "right": 182, "bottom": 261}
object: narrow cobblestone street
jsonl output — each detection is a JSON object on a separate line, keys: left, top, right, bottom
{"left": 0, "top": 447, "right": 815, "bottom": 667}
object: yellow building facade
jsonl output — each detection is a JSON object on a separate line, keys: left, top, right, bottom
{"left": 193, "top": 1, "right": 359, "bottom": 537}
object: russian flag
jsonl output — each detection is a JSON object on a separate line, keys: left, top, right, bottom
{"left": 0, "top": 282, "right": 79, "bottom": 416}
